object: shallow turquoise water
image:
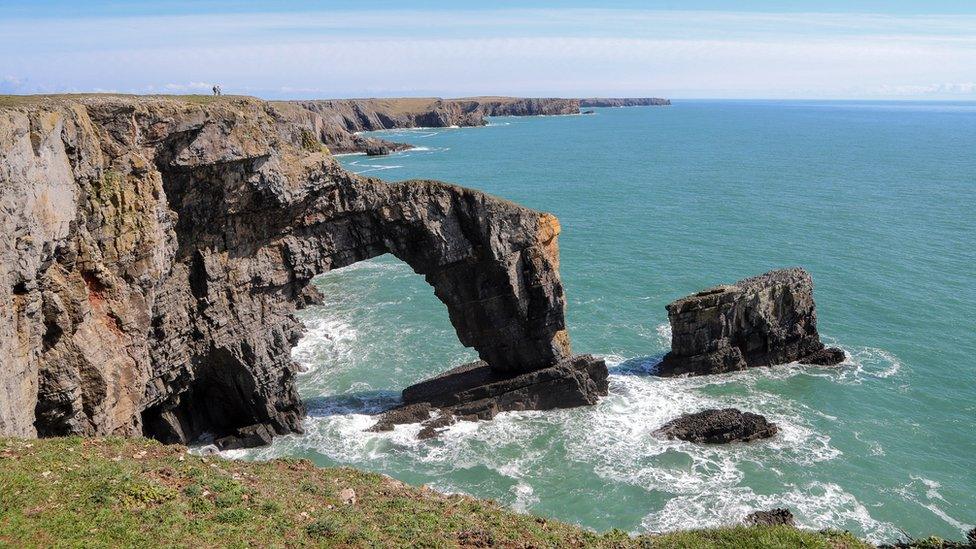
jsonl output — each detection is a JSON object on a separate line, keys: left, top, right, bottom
{"left": 236, "top": 101, "right": 976, "bottom": 541}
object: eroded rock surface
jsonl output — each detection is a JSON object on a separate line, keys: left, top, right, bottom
{"left": 656, "top": 408, "right": 778, "bottom": 444}
{"left": 745, "top": 508, "right": 796, "bottom": 527}
{"left": 657, "top": 268, "right": 844, "bottom": 377}
{"left": 0, "top": 95, "right": 587, "bottom": 448}
{"left": 370, "top": 354, "right": 608, "bottom": 438}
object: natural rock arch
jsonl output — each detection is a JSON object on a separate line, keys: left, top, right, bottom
{"left": 0, "top": 96, "right": 600, "bottom": 449}
{"left": 138, "top": 105, "right": 577, "bottom": 446}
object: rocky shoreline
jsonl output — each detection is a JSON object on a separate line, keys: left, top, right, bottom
{"left": 279, "top": 96, "right": 670, "bottom": 155}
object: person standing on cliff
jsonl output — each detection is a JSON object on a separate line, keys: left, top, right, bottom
{"left": 212, "top": 84, "right": 222, "bottom": 96}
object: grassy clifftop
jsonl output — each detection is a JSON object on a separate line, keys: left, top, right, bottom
{"left": 0, "top": 437, "right": 870, "bottom": 548}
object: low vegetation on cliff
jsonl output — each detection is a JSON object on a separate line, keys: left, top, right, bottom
{"left": 0, "top": 437, "right": 873, "bottom": 548}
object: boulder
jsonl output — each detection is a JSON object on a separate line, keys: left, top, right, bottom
{"left": 657, "top": 268, "right": 837, "bottom": 376}
{"left": 656, "top": 408, "right": 778, "bottom": 444}
{"left": 745, "top": 508, "right": 796, "bottom": 527}
{"left": 798, "top": 347, "right": 845, "bottom": 366}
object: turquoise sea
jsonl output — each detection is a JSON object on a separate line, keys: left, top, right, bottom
{"left": 235, "top": 101, "right": 976, "bottom": 541}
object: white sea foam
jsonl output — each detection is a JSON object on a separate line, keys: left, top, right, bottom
{"left": 291, "top": 317, "right": 358, "bottom": 375}
{"left": 347, "top": 161, "right": 403, "bottom": 175}
{"left": 641, "top": 482, "right": 898, "bottom": 542}
{"left": 893, "top": 476, "right": 975, "bottom": 535}
{"left": 241, "top": 305, "right": 908, "bottom": 540}
{"left": 510, "top": 482, "right": 538, "bottom": 512}
{"left": 655, "top": 322, "right": 671, "bottom": 346}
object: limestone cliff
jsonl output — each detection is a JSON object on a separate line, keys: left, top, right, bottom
{"left": 0, "top": 94, "right": 589, "bottom": 448}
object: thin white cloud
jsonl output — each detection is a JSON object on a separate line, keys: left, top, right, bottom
{"left": 1, "top": 9, "right": 974, "bottom": 98}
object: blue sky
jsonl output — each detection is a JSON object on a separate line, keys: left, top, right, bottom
{"left": 2, "top": 1, "right": 975, "bottom": 99}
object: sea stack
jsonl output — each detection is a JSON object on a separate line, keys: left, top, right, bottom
{"left": 657, "top": 268, "right": 844, "bottom": 377}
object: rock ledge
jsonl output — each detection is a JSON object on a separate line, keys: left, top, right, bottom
{"left": 370, "top": 354, "right": 608, "bottom": 438}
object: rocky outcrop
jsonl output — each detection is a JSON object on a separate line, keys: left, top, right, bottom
{"left": 656, "top": 408, "right": 778, "bottom": 444}
{"left": 745, "top": 508, "right": 796, "bottom": 527}
{"left": 369, "top": 354, "right": 608, "bottom": 437}
{"left": 657, "top": 268, "right": 844, "bottom": 377}
{"left": 798, "top": 346, "right": 846, "bottom": 366}
{"left": 579, "top": 98, "right": 671, "bottom": 107}
{"left": 0, "top": 94, "right": 595, "bottom": 448}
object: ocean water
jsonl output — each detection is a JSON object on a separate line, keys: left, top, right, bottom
{"left": 234, "top": 101, "right": 976, "bottom": 541}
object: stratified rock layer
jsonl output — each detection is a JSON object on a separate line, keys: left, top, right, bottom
{"left": 0, "top": 95, "right": 583, "bottom": 447}
{"left": 370, "top": 354, "right": 608, "bottom": 438}
{"left": 657, "top": 268, "right": 844, "bottom": 377}
{"left": 656, "top": 408, "right": 778, "bottom": 444}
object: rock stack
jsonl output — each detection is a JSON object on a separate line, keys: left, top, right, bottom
{"left": 657, "top": 268, "right": 845, "bottom": 377}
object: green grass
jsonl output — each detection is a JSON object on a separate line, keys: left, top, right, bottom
{"left": 0, "top": 93, "right": 257, "bottom": 108}
{"left": 0, "top": 437, "right": 872, "bottom": 548}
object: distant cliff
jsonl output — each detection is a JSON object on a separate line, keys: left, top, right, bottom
{"left": 282, "top": 96, "right": 669, "bottom": 155}
{"left": 580, "top": 98, "right": 671, "bottom": 107}
{"left": 283, "top": 97, "right": 579, "bottom": 154}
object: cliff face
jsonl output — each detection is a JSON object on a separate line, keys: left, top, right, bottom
{"left": 579, "top": 98, "right": 671, "bottom": 107}
{"left": 0, "top": 95, "right": 578, "bottom": 448}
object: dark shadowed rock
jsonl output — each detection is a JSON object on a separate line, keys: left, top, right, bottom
{"left": 657, "top": 268, "right": 835, "bottom": 377}
{"left": 745, "top": 508, "right": 796, "bottom": 527}
{"left": 370, "top": 354, "right": 609, "bottom": 437}
{"left": 798, "top": 347, "right": 845, "bottom": 366}
{"left": 366, "top": 403, "right": 433, "bottom": 432}
{"left": 364, "top": 142, "right": 394, "bottom": 156}
{"left": 656, "top": 408, "right": 778, "bottom": 444}
{"left": 214, "top": 423, "right": 276, "bottom": 450}
{"left": 0, "top": 95, "right": 598, "bottom": 449}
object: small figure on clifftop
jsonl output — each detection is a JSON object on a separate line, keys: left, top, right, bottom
{"left": 212, "top": 84, "right": 222, "bottom": 96}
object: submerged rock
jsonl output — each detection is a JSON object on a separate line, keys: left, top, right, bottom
{"left": 745, "top": 508, "right": 796, "bottom": 527}
{"left": 656, "top": 408, "right": 778, "bottom": 444}
{"left": 370, "top": 354, "right": 609, "bottom": 438}
{"left": 657, "top": 268, "right": 839, "bottom": 377}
